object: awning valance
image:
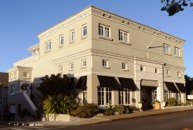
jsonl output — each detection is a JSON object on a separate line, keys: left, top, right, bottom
{"left": 164, "top": 82, "right": 178, "bottom": 93}
{"left": 118, "top": 77, "right": 136, "bottom": 91}
{"left": 141, "top": 79, "right": 158, "bottom": 87}
{"left": 76, "top": 76, "right": 87, "bottom": 90}
{"left": 175, "top": 83, "right": 186, "bottom": 93}
{"left": 97, "top": 75, "right": 120, "bottom": 90}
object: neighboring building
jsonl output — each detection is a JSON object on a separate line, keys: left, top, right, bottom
{"left": 0, "top": 72, "right": 8, "bottom": 117}
{"left": 8, "top": 6, "right": 186, "bottom": 116}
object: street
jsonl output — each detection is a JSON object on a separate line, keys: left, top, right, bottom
{"left": 1, "top": 110, "right": 193, "bottom": 130}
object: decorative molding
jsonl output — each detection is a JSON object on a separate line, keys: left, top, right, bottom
{"left": 90, "top": 6, "right": 185, "bottom": 44}
{"left": 37, "top": 7, "right": 92, "bottom": 40}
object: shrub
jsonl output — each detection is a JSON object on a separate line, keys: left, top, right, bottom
{"left": 20, "top": 109, "right": 31, "bottom": 119}
{"left": 114, "top": 105, "right": 125, "bottom": 114}
{"left": 70, "top": 103, "right": 98, "bottom": 118}
{"left": 43, "top": 95, "right": 78, "bottom": 114}
{"left": 166, "top": 98, "right": 177, "bottom": 106}
{"left": 129, "top": 105, "right": 140, "bottom": 112}
{"left": 103, "top": 106, "right": 114, "bottom": 116}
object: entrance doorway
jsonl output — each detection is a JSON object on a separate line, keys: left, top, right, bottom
{"left": 141, "top": 86, "right": 157, "bottom": 110}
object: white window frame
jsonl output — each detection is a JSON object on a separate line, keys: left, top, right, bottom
{"left": 14, "top": 72, "right": 17, "bottom": 79}
{"left": 119, "top": 30, "right": 129, "bottom": 43}
{"left": 98, "top": 87, "right": 112, "bottom": 107}
{"left": 69, "top": 62, "right": 74, "bottom": 71}
{"left": 163, "top": 43, "right": 170, "bottom": 54}
{"left": 166, "top": 69, "right": 170, "bottom": 76}
{"left": 177, "top": 71, "right": 181, "bottom": 78}
{"left": 102, "top": 59, "right": 109, "bottom": 68}
{"left": 82, "top": 25, "right": 87, "bottom": 38}
{"left": 119, "top": 88, "right": 130, "bottom": 105}
{"left": 58, "top": 65, "right": 63, "bottom": 74}
{"left": 23, "top": 72, "right": 29, "bottom": 78}
{"left": 70, "top": 30, "right": 75, "bottom": 42}
{"left": 174, "top": 47, "right": 180, "bottom": 57}
{"left": 59, "top": 35, "right": 64, "bottom": 46}
{"left": 45, "top": 41, "right": 51, "bottom": 52}
{"left": 81, "top": 59, "right": 87, "bottom": 68}
{"left": 99, "top": 24, "right": 110, "bottom": 38}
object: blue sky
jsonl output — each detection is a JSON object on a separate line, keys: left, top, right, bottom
{"left": 0, "top": 0, "right": 192, "bottom": 77}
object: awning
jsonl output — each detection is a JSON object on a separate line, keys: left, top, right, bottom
{"left": 175, "top": 83, "right": 186, "bottom": 93}
{"left": 97, "top": 75, "right": 120, "bottom": 90}
{"left": 141, "top": 79, "right": 158, "bottom": 87}
{"left": 76, "top": 76, "right": 87, "bottom": 90}
{"left": 118, "top": 77, "right": 136, "bottom": 91}
{"left": 164, "top": 82, "right": 178, "bottom": 93}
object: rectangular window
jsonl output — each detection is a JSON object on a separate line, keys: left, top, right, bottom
{"left": 122, "top": 62, "right": 128, "bottom": 70}
{"left": 98, "top": 87, "right": 112, "bottom": 106}
{"left": 177, "top": 71, "right": 181, "bottom": 77}
{"left": 119, "top": 30, "right": 129, "bottom": 43}
{"left": 10, "top": 84, "right": 15, "bottom": 95}
{"left": 102, "top": 59, "right": 109, "bottom": 68}
{"left": 166, "top": 69, "right": 170, "bottom": 76}
{"left": 82, "top": 25, "right": 87, "bottom": 37}
{"left": 174, "top": 47, "right": 180, "bottom": 57}
{"left": 119, "top": 88, "right": 130, "bottom": 105}
{"left": 58, "top": 65, "right": 63, "bottom": 73}
{"left": 23, "top": 72, "right": 29, "bottom": 78}
{"left": 81, "top": 59, "right": 87, "bottom": 68}
{"left": 70, "top": 30, "right": 75, "bottom": 42}
{"left": 99, "top": 24, "right": 110, "bottom": 37}
{"left": 14, "top": 72, "right": 17, "bottom": 79}
{"left": 69, "top": 62, "right": 74, "bottom": 71}
{"left": 45, "top": 41, "right": 51, "bottom": 52}
{"left": 59, "top": 35, "right": 64, "bottom": 46}
{"left": 163, "top": 43, "right": 170, "bottom": 54}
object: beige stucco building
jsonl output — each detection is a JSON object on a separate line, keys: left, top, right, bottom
{"left": 8, "top": 6, "right": 186, "bottom": 116}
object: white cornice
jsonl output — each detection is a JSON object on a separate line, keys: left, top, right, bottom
{"left": 37, "top": 7, "right": 92, "bottom": 40}
{"left": 37, "top": 6, "right": 185, "bottom": 43}
{"left": 90, "top": 6, "right": 185, "bottom": 44}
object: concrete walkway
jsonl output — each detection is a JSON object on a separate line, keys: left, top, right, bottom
{"left": 6, "top": 106, "right": 193, "bottom": 127}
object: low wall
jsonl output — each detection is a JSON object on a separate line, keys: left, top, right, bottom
{"left": 42, "top": 114, "right": 77, "bottom": 122}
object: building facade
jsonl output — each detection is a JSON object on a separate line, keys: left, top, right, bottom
{"left": 8, "top": 6, "right": 186, "bottom": 116}
{"left": 0, "top": 72, "right": 8, "bottom": 117}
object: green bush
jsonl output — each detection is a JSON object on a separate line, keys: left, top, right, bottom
{"left": 166, "top": 98, "right": 177, "bottom": 106}
{"left": 70, "top": 103, "right": 98, "bottom": 118}
{"left": 43, "top": 95, "right": 78, "bottom": 114}
{"left": 103, "top": 107, "right": 114, "bottom": 116}
{"left": 129, "top": 105, "right": 140, "bottom": 112}
{"left": 114, "top": 105, "right": 125, "bottom": 114}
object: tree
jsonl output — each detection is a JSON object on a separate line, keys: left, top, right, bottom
{"left": 161, "top": 0, "right": 193, "bottom": 16}
{"left": 38, "top": 74, "right": 73, "bottom": 100}
{"left": 185, "top": 75, "right": 193, "bottom": 94}
{"left": 38, "top": 74, "right": 79, "bottom": 114}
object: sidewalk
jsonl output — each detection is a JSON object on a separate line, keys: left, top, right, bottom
{"left": 6, "top": 106, "right": 193, "bottom": 127}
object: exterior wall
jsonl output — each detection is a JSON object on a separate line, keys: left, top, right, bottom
{"left": 8, "top": 6, "right": 186, "bottom": 113}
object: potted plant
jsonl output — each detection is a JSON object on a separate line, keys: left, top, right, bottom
{"left": 152, "top": 100, "right": 160, "bottom": 110}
